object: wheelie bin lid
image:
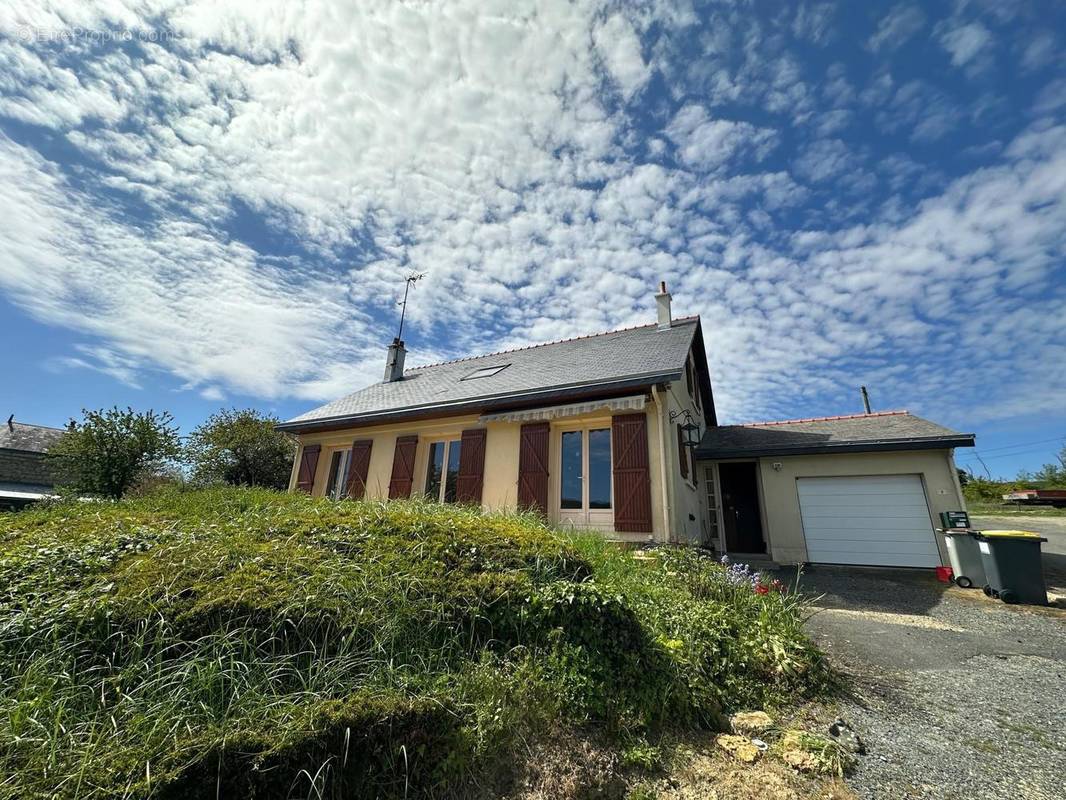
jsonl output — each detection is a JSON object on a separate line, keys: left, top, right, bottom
{"left": 977, "top": 530, "right": 1046, "bottom": 541}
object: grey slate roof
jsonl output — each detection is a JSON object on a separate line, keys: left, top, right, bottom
{"left": 281, "top": 318, "right": 701, "bottom": 430}
{"left": 0, "top": 420, "right": 65, "bottom": 453}
{"left": 696, "top": 411, "right": 974, "bottom": 458}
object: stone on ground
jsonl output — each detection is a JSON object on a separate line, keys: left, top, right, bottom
{"left": 731, "top": 710, "right": 774, "bottom": 735}
{"left": 716, "top": 734, "right": 762, "bottom": 763}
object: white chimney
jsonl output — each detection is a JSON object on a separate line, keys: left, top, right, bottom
{"left": 655, "top": 281, "right": 672, "bottom": 330}
{"left": 384, "top": 338, "right": 406, "bottom": 382}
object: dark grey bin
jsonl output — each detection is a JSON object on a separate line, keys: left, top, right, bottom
{"left": 940, "top": 530, "right": 986, "bottom": 588}
{"left": 976, "top": 531, "right": 1048, "bottom": 606}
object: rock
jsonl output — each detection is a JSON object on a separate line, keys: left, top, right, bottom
{"left": 716, "top": 734, "right": 761, "bottom": 763}
{"left": 781, "top": 747, "right": 820, "bottom": 773}
{"left": 730, "top": 710, "right": 774, "bottom": 735}
{"left": 828, "top": 717, "right": 866, "bottom": 755}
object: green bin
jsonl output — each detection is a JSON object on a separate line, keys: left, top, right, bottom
{"left": 975, "top": 531, "right": 1048, "bottom": 606}
{"left": 939, "top": 530, "right": 986, "bottom": 589}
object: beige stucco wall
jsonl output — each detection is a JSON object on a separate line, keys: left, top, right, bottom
{"left": 752, "top": 449, "right": 966, "bottom": 565}
{"left": 288, "top": 399, "right": 680, "bottom": 542}
{"left": 659, "top": 380, "right": 707, "bottom": 544}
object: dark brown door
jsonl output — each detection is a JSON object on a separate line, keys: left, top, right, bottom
{"left": 345, "top": 439, "right": 373, "bottom": 499}
{"left": 612, "top": 413, "right": 653, "bottom": 533}
{"left": 295, "top": 445, "right": 321, "bottom": 494}
{"left": 388, "top": 435, "right": 419, "bottom": 499}
{"left": 455, "top": 428, "right": 487, "bottom": 504}
{"left": 718, "top": 462, "right": 766, "bottom": 553}
{"left": 517, "top": 422, "right": 550, "bottom": 514}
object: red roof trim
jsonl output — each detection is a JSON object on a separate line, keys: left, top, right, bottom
{"left": 407, "top": 315, "right": 701, "bottom": 372}
{"left": 740, "top": 410, "right": 909, "bottom": 427}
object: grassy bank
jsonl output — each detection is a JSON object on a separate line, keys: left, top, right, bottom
{"left": 0, "top": 488, "right": 829, "bottom": 799}
{"left": 967, "top": 502, "right": 1066, "bottom": 517}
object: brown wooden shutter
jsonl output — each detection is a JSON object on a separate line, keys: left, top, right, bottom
{"left": 388, "top": 435, "right": 419, "bottom": 499}
{"left": 344, "top": 439, "right": 374, "bottom": 500}
{"left": 676, "top": 424, "right": 689, "bottom": 480}
{"left": 295, "top": 444, "right": 321, "bottom": 494}
{"left": 517, "top": 422, "right": 550, "bottom": 514}
{"left": 612, "top": 414, "right": 653, "bottom": 533}
{"left": 455, "top": 428, "right": 487, "bottom": 505}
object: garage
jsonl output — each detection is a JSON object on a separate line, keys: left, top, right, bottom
{"left": 796, "top": 475, "right": 941, "bottom": 567}
{"left": 694, "top": 411, "right": 976, "bottom": 567}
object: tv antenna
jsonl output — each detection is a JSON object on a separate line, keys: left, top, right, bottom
{"left": 395, "top": 272, "right": 424, "bottom": 341}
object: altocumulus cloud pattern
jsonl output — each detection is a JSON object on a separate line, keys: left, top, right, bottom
{"left": 0, "top": 1, "right": 1063, "bottom": 431}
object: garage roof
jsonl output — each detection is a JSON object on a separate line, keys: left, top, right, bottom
{"left": 696, "top": 411, "right": 974, "bottom": 458}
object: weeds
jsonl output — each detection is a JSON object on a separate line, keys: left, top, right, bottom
{"left": 0, "top": 487, "right": 829, "bottom": 798}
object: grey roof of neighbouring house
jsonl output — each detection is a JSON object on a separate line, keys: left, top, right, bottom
{"left": 280, "top": 317, "right": 705, "bottom": 431}
{"left": 695, "top": 411, "right": 974, "bottom": 458}
{"left": 0, "top": 420, "right": 66, "bottom": 453}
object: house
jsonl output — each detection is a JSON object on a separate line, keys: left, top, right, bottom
{"left": 279, "top": 283, "right": 975, "bottom": 568}
{"left": 0, "top": 415, "right": 65, "bottom": 511}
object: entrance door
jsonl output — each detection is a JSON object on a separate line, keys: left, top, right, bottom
{"left": 718, "top": 462, "right": 766, "bottom": 554}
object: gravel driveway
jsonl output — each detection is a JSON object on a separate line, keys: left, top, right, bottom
{"left": 790, "top": 564, "right": 1066, "bottom": 799}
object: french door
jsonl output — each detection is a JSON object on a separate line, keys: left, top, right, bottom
{"left": 425, "top": 439, "right": 462, "bottom": 502}
{"left": 558, "top": 427, "right": 614, "bottom": 530}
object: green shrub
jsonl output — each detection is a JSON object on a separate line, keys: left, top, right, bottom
{"left": 0, "top": 487, "right": 828, "bottom": 799}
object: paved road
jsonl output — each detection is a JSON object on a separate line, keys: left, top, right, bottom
{"left": 789, "top": 566, "right": 1066, "bottom": 800}
{"left": 971, "top": 514, "right": 1066, "bottom": 594}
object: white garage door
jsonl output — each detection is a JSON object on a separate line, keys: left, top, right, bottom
{"left": 797, "top": 475, "right": 940, "bottom": 567}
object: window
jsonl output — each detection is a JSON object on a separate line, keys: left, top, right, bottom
{"left": 559, "top": 427, "right": 612, "bottom": 511}
{"left": 460, "top": 364, "right": 510, "bottom": 381}
{"left": 325, "top": 449, "right": 351, "bottom": 500}
{"left": 425, "top": 439, "right": 462, "bottom": 502}
{"left": 687, "top": 355, "right": 702, "bottom": 411}
{"left": 704, "top": 466, "right": 719, "bottom": 542}
{"left": 677, "top": 424, "right": 690, "bottom": 481}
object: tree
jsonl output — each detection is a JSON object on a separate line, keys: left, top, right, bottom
{"left": 1017, "top": 445, "right": 1066, "bottom": 487}
{"left": 49, "top": 407, "right": 182, "bottom": 499}
{"left": 185, "top": 408, "right": 296, "bottom": 490}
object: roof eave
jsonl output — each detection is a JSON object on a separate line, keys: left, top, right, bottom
{"left": 695, "top": 434, "right": 976, "bottom": 460}
{"left": 276, "top": 370, "right": 682, "bottom": 434}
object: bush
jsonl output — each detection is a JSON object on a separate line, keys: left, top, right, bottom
{"left": 0, "top": 488, "right": 828, "bottom": 798}
{"left": 185, "top": 408, "right": 296, "bottom": 490}
{"left": 47, "top": 407, "right": 181, "bottom": 499}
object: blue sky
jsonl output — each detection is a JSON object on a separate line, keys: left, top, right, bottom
{"left": 0, "top": 1, "right": 1063, "bottom": 480}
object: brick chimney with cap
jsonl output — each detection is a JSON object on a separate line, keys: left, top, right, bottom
{"left": 384, "top": 338, "right": 406, "bottom": 382}
{"left": 655, "top": 281, "right": 672, "bottom": 330}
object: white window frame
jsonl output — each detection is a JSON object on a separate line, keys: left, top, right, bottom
{"left": 703, "top": 463, "right": 722, "bottom": 547}
{"left": 555, "top": 422, "right": 614, "bottom": 531}
{"left": 424, "top": 437, "right": 462, "bottom": 503}
{"left": 326, "top": 448, "right": 352, "bottom": 500}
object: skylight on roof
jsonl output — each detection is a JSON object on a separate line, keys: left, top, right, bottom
{"left": 460, "top": 364, "right": 509, "bottom": 381}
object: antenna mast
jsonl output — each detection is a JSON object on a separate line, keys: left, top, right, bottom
{"left": 395, "top": 272, "right": 424, "bottom": 341}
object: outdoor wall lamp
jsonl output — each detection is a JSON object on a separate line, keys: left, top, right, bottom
{"left": 669, "top": 409, "right": 701, "bottom": 449}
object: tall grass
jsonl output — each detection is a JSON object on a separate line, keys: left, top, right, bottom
{"left": 0, "top": 488, "right": 828, "bottom": 799}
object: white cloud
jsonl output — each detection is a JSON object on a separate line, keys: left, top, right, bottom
{"left": 867, "top": 5, "right": 926, "bottom": 52}
{"left": 793, "top": 138, "right": 853, "bottom": 183}
{"left": 937, "top": 21, "right": 993, "bottom": 68}
{"left": 1020, "top": 32, "right": 1059, "bottom": 73}
{"left": 665, "top": 105, "right": 777, "bottom": 170}
{"left": 593, "top": 13, "right": 650, "bottom": 101}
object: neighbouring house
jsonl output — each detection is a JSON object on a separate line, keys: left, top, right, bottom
{"left": 0, "top": 415, "right": 65, "bottom": 511}
{"left": 279, "top": 283, "right": 975, "bottom": 568}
